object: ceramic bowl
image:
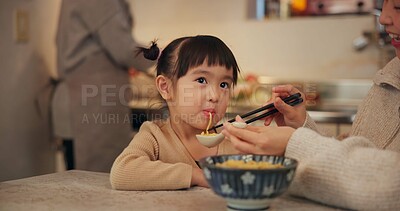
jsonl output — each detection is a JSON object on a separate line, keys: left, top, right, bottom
{"left": 196, "top": 122, "right": 246, "bottom": 148}
{"left": 195, "top": 133, "right": 225, "bottom": 148}
{"left": 199, "top": 154, "right": 298, "bottom": 210}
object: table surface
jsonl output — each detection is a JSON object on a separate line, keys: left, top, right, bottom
{"left": 0, "top": 170, "right": 343, "bottom": 211}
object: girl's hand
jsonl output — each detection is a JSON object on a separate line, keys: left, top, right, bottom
{"left": 264, "top": 84, "right": 307, "bottom": 129}
{"left": 190, "top": 168, "right": 209, "bottom": 188}
{"left": 221, "top": 122, "right": 295, "bottom": 155}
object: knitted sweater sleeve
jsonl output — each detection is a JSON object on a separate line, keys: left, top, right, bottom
{"left": 285, "top": 127, "right": 400, "bottom": 210}
{"left": 110, "top": 123, "right": 192, "bottom": 190}
{"left": 302, "top": 112, "right": 326, "bottom": 136}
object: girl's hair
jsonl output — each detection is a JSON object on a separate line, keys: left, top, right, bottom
{"left": 137, "top": 35, "right": 240, "bottom": 85}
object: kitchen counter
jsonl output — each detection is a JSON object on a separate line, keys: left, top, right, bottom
{"left": 0, "top": 170, "right": 343, "bottom": 210}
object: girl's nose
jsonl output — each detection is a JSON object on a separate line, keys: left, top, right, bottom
{"left": 207, "top": 87, "right": 219, "bottom": 103}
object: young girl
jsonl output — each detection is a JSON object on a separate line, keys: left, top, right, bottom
{"left": 110, "top": 35, "right": 240, "bottom": 190}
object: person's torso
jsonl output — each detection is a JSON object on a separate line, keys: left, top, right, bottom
{"left": 351, "top": 58, "right": 400, "bottom": 151}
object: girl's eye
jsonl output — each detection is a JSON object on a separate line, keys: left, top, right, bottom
{"left": 196, "top": 77, "right": 207, "bottom": 84}
{"left": 220, "top": 82, "right": 230, "bottom": 89}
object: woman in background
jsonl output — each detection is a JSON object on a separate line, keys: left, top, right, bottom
{"left": 222, "top": 0, "right": 400, "bottom": 210}
{"left": 53, "top": 0, "right": 155, "bottom": 172}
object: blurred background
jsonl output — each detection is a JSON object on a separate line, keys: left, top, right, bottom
{"left": 0, "top": 0, "right": 395, "bottom": 181}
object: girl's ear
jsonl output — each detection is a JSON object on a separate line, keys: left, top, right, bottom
{"left": 155, "top": 75, "right": 173, "bottom": 100}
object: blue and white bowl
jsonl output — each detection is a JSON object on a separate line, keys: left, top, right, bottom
{"left": 199, "top": 154, "right": 298, "bottom": 211}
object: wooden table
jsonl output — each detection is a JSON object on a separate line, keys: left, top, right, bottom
{"left": 0, "top": 170, "right": 343, "bottom": 210}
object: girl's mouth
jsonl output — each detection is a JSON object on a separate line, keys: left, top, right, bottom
{"left": 388, "top": 33, "right": 400, "bottom": 48}
{"left": 203, "top": 110, "right": 215, "bottom": 118}
{"left": 389, "top": 33, "right": 400, "bottom": 42}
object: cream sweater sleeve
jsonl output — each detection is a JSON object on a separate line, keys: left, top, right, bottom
{"left": 302, "top": 113, "right": 328, "bottom": 136}
{"left": 285, "top": 127, "right": 400, "bottom": 210}
{"left": 110, "top": 123, "right": 192, "bottom": 191}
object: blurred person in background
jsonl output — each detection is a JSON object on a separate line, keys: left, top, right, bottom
{"left": 53, "top": 0, "right": 155, "bottom": 172}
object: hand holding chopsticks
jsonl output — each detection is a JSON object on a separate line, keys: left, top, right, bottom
{"left": 209, "top": 93, "right": 303, "bottom": 131}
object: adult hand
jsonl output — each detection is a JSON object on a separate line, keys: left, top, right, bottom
{"left": 264, "top": 84, "right": 307, "bottom": 129}
{"left": 221, "top": 120, "right": 295, "bottom": 155}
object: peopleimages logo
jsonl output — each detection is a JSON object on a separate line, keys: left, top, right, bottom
{"left": 80, "top": 84, "right": 281, "bottom": 107}
{"left": 81, "top": 84, "right": 131, "bottom": 106}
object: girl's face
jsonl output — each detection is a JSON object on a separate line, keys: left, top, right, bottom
{"left": 380, "top": 0, "right": 400, "bottom": 58}
{"left": 168, "top": 63, "right": 234, "bottom": 132}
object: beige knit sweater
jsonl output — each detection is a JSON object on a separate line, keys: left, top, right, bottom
{"left": 110, "top": 119, "right": 238, "bottom": 190}
{"left": 286, "top": 57, "right": 400, "bottom": 210}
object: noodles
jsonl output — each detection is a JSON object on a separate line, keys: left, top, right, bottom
{"left": 216, "top": 160, "right": 283, "bottom": 169}
{"left": 205, "top": 112, "right": 212, "bottom": 134}
{"left": 200, "top": 112, "right": 217, "bottom": 136}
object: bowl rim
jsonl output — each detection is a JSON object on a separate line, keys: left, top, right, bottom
{"left": 198, "top": 154, "right": 298, "bottom": 172}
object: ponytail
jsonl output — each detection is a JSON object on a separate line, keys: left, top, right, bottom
{"left": 136, "top": 40, "right": 160, "bottom": 61}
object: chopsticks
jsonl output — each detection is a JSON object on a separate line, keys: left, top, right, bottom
{"left": 209, "top": 93, "right": 303, "bottom": 131}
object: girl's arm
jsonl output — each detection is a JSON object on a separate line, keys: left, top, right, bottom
{"left": 110, "top": 124, "right": 193, "bottom": 190}
{"left": 191, "top": 168, "right": 209, "bottom": 188}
